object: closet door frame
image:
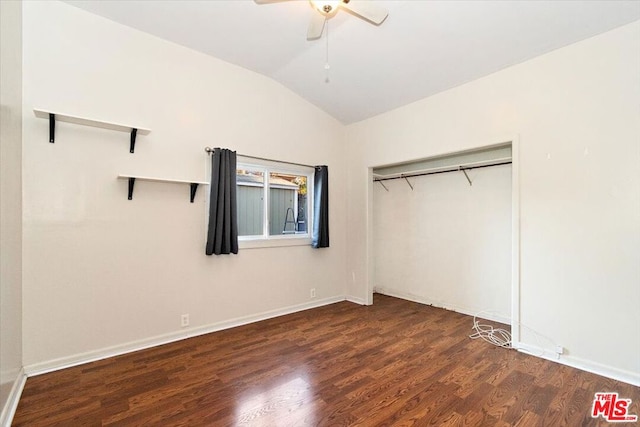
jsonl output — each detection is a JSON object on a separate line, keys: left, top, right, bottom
{"left": 365, "top": 135, "right": 521, "bottom": 345}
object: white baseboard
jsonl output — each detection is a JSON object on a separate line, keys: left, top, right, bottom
{"left": 22, "top": 291, "right": 638, "bottom": 392}
{"left": 515, "top": 342, "right": 640, "bottom": 387}
{"left": 25, "top": 296, "right": 346, "bottom": 377}
{"left": 376, "top": 288, "right": 640, "bottom": 387}
{"left": 0, "top": 367, "right": 26, "bottom": 427}
{"left": 374, "top": 287, "right": 511, "bottom": 324}
{"left": 345, "top": 295, "right": 367, "bottom": 305}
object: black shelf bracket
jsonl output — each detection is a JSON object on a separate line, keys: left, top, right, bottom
{"left": 49, "top": 113, "right": 55, "bottom": 143}
{"left": 127, "top": 177, "right": 135, "bottom": 200}
{"left": 36, "top": 109, "right": 148, "bottom": 150}
{"left": 190, "top": 183, "right": 199, "bottom": 203}
{"left": 130, "top": 128, "right": 138, "bottom": 153}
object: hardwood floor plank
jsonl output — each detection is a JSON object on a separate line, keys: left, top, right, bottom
{"left": 12, "top": 294, "right": 640, "bottom": 426}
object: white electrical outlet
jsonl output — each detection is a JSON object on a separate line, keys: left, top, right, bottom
{"left": 310, "top": 288, "right": 316, "bottom": 298}
{"left": 555, "top": 345, "right": 564, "bottom": 355}
{"left": 181, "top": 314, "right": 189, "bottom": 327}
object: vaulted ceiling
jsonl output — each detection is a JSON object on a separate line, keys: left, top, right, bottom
{"left": 65, "top": 0, "right": 640, "bottom": 124}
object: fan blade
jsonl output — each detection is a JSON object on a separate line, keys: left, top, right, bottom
{"left": 341, "top": 0, "right": 388, "bottom": 25}
{"left": 307, "top": 13, "right": 326, "bottom": 40}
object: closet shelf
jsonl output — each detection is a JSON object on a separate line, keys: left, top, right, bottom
{"left": 373, "top": 157, "right": 513, "bottom": 181}
{"left": 118, "top": 175, "right": 209, "bottom": 203}
{"left": 34, "top": 108, "right": 151, "bottom": 153}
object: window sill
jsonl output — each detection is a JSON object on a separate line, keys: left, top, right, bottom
{"left": 239, "top": 236, "right": 312, "bottom": 249}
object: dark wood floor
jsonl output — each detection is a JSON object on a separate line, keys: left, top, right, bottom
{"left": 13, "top": 294, "right": 639, "bottom": 426}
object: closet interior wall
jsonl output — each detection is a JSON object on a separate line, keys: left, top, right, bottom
{"left": 373, "top": 147, "right": 512, "bottom": 323}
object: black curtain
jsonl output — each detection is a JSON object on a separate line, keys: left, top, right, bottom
{"left": 206, "top": 148, "right": 238, "bottom": 255}
{"left": 312, "top": 165, "right": 329, "bottom": 248}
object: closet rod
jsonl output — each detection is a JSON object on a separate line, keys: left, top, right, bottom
{"left": 373, "top": 160, "right": 512, "bottom": 182}
{"left": 204, "top": 147, "right": 315, "bottom": 169}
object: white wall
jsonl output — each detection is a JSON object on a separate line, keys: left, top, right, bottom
{"left": 346, "top": 21, "right": 640, "bottom": 383}
{"left": 21, "top": 0, "right": 347, "bottom": 369}
{"left": 0, "top": 0, "right": 24, "bottom": 413}
{"left": 373, "top": 164, "right": 511, "bottom": 322}
{"left": 15, "top": 0, "right": 640, "bottom": 387}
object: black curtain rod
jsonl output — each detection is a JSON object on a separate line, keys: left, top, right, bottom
{"left": 373, "top": 160, "right": 512, "bottom": 182}
{"left": 204, "top": 147, "right": 315, "bottom": 169}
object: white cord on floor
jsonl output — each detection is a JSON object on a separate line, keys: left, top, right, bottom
{"left": 469, "top": 312, "right": 512, "bottom": 348}
{"left": 469, "top": 310, "right": 560, "bottom": 358}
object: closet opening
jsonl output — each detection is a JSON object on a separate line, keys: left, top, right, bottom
{"left": 368, "top": 140, "right": 520, "bottom": 344}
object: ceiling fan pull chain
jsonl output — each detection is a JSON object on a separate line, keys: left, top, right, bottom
{"left": 324, "top": 18, "right": 331, "bottom": 83}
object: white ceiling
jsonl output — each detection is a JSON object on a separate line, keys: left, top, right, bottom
{"left": 64, "top": 0, "right": 640, "bottom": 124}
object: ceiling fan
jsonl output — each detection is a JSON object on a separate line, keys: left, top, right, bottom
{"left": 255, "top": 0, "right": 389, "bottom": 40}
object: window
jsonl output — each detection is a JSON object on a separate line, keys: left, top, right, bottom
{"left": 236, "top": 161, "right": 313, "bottom": 246}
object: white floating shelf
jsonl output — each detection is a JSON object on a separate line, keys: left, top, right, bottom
{"left": 34, "top": 108, "right": 150, "bottom": 153}
{"left": 34, "top": 109, "right": 151, "bottom": 134}
{"left": 118, "top": 175, "right": 208, "bottom": 185}
{"left": 118, "top": 175, "right": 209, "bottom": 203}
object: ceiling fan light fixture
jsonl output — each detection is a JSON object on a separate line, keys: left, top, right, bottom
{"left": 310, "top": 0, "right": 341, "bottom": 15}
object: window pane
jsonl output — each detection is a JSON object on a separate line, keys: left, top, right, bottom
{"left": 269, "top": 173, "right": 307, "bottom": 236}
{"left": 236, "top": 170, "right": 264, "bottom": 236}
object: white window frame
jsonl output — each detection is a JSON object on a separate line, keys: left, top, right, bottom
{"left": 237, "top": 160, "right": 314, "bottom": 249}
